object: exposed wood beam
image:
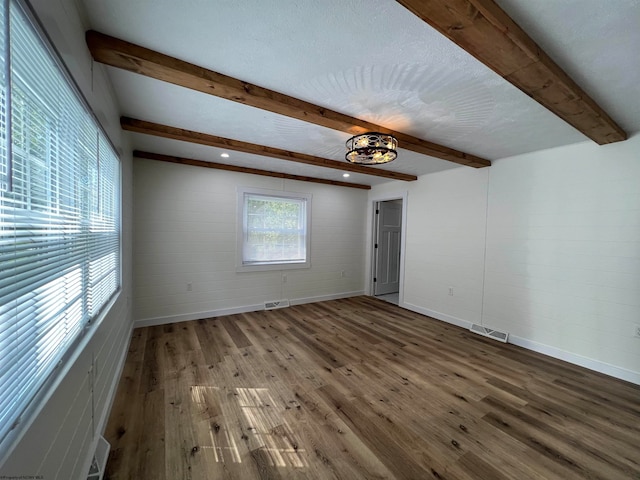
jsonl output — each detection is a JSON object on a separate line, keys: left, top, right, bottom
{"left": 121, "top": 117, "right": 418, "bottom": 182}
{"left": 396, "top": 0, "right": 627, "bottom": 145}
{"left": 87, "top": 30, "right": 490, "bottom": 168}
{"left": 133, "top": 150, "right": 371, "bottom": 190}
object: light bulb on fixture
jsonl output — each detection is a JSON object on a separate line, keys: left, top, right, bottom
{"left": 220, "top": 153, "right": 230, "bottom": 158}
{"left": 345, "top": 132, "right": 398, "bottom": 165}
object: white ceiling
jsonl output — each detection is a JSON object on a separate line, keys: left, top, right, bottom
{"left": 79, "top": 0, "right": 640, "bottom": 187}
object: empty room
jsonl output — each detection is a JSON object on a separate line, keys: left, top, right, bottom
{"left": 0, "top": 0, "right": 639, "bottom": 479}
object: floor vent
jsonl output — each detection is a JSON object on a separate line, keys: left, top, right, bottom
{"left": 87, "top": 435, "right": 110, "bottom": 480}
{"left": 469, "top": 324, "right": 509, "bottom": 343}
{"left": 264, "top": 299, "right": 290, "bottom": 310}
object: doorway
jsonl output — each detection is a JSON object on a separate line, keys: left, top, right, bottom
{"left": 373, "top": 199, "right": 402, "bottom": 305}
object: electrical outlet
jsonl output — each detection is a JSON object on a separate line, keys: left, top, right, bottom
{"left": 448, "top": 287, "right": 454, "bottom": 296}
{"left": 282, "top": 274, "right": 287, "bottom": 283}
{"left": 635, "top": 325, "right": 640, "bottom": 338}
{"left": 186, "top": 282, "right": 192, "bottom": 291}
{"left": 341, "top": 270, "right": 346, "bottom": 278}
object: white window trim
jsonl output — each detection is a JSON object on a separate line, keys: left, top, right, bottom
{"left": 236, "top": 186, "right": 311, "bottom": 272}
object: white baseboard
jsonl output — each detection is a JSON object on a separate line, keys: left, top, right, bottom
{"left": 401, "top": 302, "right": 473, "bottom": 330}
{"left": 95, "top": 321, "right": 134, "bottom": 436}
{"left": 509, "top": 335, "right": 640, "bottom": 386}
{"left": 290, "top": 290, "right": 364, "bottom": 306}
{"left": 134, "top": 290, "right": 365, "bottom": 328}
{"left": 135, "top": 296, "right": 640, "bottom": 386}
{"left": 80, "top": 314, "right": 134, "bottom": 480}
{"left": 401, "top": 301, "right": 639, "bottom": 386}
{"left": 134, "top": 304, "right": 264, "bottom": 328}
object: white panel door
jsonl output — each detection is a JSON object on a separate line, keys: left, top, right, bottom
{"left": 374, "top": 201, "right": 402, "bottom": 295}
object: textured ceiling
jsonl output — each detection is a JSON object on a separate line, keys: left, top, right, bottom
{"left": 79, "top": 0, "right": 640, "bottom": 186}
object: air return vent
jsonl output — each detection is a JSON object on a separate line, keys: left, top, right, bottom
{"left": 264, "top": 299, "right": 290, "bottom": 310}
{"left": 469, "top": 324, "right": 509, "bottom": 343}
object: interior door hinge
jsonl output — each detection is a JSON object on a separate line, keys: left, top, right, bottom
{"left": 375, "top": 243, "right": 378, "bottom": 248}
{"left": 374, "top": 278, "right": 377, "bottom": 282}
{"left": 376, "top": 209, "right": 379, "bottom": 214}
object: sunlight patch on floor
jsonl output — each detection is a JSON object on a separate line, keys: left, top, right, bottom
{"left": 237, "top": 387, "right": 307, "bottom": 468}
{"left": 189, "top": 385, "right": 307, "bottom": 467}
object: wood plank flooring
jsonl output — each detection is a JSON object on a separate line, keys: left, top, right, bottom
{"left": 104, "top": 296, "right": 640, "bottom": 479}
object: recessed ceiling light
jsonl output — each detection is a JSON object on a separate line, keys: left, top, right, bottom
{"left": 220, "top": 153, "right": 230, "bottom": 158}
{"left": 343, "top": 173, "right": 350, "bottom": 178}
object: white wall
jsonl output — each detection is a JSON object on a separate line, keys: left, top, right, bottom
{"left": 0, "top": 0, "right": 133, "bottom": 478}
{"left": 404, "top": 168, "right": 489, "bottom": 325}
{"left": 371, "top": 135, "right": 640, "bottom": 384}
{"left": 483, "top": 135, "right": 640, "bottom": 382}
{"left": 133, "top": 158, "right": 367, "bottom": 325}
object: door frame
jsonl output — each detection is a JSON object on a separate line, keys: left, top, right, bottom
{"left": 366, "top": 191, "right": 408, "bottom": 305}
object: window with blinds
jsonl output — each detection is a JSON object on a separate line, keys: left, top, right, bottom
{"left": 0, "top": 0, "right": 121, "bottom": 446}
{"left": 236, "top": 187, "right": 311, "bottom": 272}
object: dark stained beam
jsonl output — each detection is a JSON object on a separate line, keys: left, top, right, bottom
{"left": 121, "top": 117, "right": 418, "bottom": 182}
{"left": 396, "top": 0, "right": 627, "bottom": 145}
{"left": 133, "top": 150, "right": 371, "bottom": 190}
{"left": 87, "top": 30, "right": 491, "bottom": 168}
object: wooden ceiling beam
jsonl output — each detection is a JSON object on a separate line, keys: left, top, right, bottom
{"left": 121, "top": 117, "right": 418, "bottom": 182}
{"left": 87, "top": 30, "right": 490, "bottom": 168}
{"left": 396, "top": 0, "right": 627, "bottom": 145}
{"left": 134, "top": 150, "right": 371, "bottom": 190}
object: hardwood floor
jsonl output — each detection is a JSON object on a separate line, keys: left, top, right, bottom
{"left": 104, "top": 296, "right": 640, "bottom": 479}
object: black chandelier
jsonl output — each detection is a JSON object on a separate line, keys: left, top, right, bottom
{"left": 345, "top": 132, "right": 398, "bottom": 165}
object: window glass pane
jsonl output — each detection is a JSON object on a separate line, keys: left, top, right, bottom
{"left": 242, "top": 193, "right": 307, "bottom": 265}
{"left": 0, "top": 0, "right": 121, "bottom": 445}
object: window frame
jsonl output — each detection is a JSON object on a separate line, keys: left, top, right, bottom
{"left": 236, "top": 186, "right": 311, "bottom": 272}
{"left": 0, "top": 0, "right": 122, "bottom": 454}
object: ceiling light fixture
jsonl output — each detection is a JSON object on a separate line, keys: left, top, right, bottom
{"left": 345, "top": 132, "right": 398, "bottom": 165}
{"left": 342, "top": 173, "right": 350, "bottom": 178}
{"left": 220, "top": 153, "right": 230, "bottom": 158}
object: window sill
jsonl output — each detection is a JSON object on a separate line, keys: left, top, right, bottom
{"left": 236, "top": 261, "right": 311, "bottom": 273}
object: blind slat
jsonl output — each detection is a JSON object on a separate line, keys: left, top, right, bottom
{"left": 0, "top": 0, "right": 121, "bottom": 446}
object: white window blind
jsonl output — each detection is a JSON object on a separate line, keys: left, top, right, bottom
{"left": 237, "top": 187, "right": 311, "bottom": 271}
{"left": 0, "top": 1, "right": 7, "bottom": 192}
{"left": 0, "top": 0, "right": 121, "bottom": 446}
